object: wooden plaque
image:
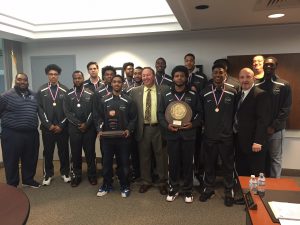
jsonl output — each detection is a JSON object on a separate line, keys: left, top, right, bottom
{"left": 165, "top": 101, "right": 192, "bottom": 127}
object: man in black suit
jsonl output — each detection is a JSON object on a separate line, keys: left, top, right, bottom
{"left": 234, "top": 68, "right": 270, "bottom": 176}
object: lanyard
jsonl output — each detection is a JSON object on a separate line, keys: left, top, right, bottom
{"left": 48, "top": 83, "right": 59, "bottom": 106}
{"left": 74, "top": 87, "right": 84, "bottom": 102}
{"left": 211, "top": 85, "right": 225, "bottom": 112}
{"left": 155, "top": 74, "right": 166, "bottom": 85}
{"left": 174, "top": 92, "right": 185, "bottom": 101}
{"left": 126, "top": 78, "right": 133, "bottom": 87}
{"left": 104, "top": 85, "right": 110, "bottom": 95}
{"left": 90, "top": 77, "right": 99, "bottom": 89}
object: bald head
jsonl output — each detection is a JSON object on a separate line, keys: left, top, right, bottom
{"left": 239, "top": 68, "right": 255, "bottom": 91}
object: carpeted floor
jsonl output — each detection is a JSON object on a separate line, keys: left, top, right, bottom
{"left": 0, "top": 160, "right": 246, "bottom": 225}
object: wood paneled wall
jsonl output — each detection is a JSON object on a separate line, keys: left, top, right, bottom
{"left": 228, "top": 53, "right": 299, "bottom": 130}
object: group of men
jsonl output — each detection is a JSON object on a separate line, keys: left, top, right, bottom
{"left": 0, "top": 53, "right": 291, "bottom": 207}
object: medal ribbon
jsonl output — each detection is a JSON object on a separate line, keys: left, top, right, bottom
{"left": 188, "top": 73, "right": 193, "bottom": 84}
{"left": 105, "top": 85, "right": 110, "bottom": 95}
{"left": 74, "top": 87, "right": 84, "bottom": 103}
{"left": 126, "top": 78, "right": 133, "bottom": 87}
{"left": 211, "top": 85, "right": 225, "bottom": 109}
{"left": 155, "top": 74, "right": 166, "bottom": 86}
{"left": 174, "top": 93, "right": 185, "bottom": 101}
{"left": 91, "top": 77, "right": 100, "bottom": 89}
{"left": 48, "top": 83, "right": 59, "bottom": 103}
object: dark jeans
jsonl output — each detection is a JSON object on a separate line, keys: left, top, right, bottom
{"left": 69, "top": 125, "right": 97, "bottom": 178}
{"left": 41, "top": 128, "right": 70, "bottom": 177}
{"left": 1, "top": 128, "right": 39, "bottom": 187}
{"left": 101, "top": 137, "right": 130, "bottom": 188}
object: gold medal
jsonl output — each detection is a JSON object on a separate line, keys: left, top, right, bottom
{"left": 215, "top": 107, "right": 219, "bottom": 112}
{"left": 53, "top": 102, "right": 56, "bottom": 106}
{"left": 109, "top": 110, "right": 116, "bottom": 117}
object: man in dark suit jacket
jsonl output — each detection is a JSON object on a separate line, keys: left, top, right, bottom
{"left": 234, "top": 68, "right": 270, "bottom": 176}
{"left": 130, "top": 67, "right": 168, "bottom": 195}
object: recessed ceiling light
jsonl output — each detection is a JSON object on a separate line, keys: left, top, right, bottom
{"left": 195, "top": 5, "right": 209, "bottom": 10}
{"left": 268, "top": 13, "right": 285, "bottom": 19}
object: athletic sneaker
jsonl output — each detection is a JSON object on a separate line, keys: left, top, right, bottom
{"left": 166, "top": 191, "right": 179, "bottom": 202}
{"left": 121, "top": 188, "right": 130, "bottom": 198}
{"left": 224, "top": 196, "right": 234, "bottom": 207}
{"left": 42, "top": 176, "right": 52, "bottom": 186}
{"left": 184, "top": 192, "right": 194, "bottom": 203}
{"left": 199, "top": 191, "right": 215, "bottom": 202}
{"left": 97, "top": 185, "right": 112, "bottom": 197}
{"left": 22, "top": 180, "right": 41, "bottom": 188}
{"left": 61, "top": 175, "right": 71, "bottom": 183}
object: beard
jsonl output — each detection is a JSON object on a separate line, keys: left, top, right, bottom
{"left": 15, "top": 84, "right": 28, "bottom": 92}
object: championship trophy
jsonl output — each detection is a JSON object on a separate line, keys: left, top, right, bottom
{"left": 165, "top": 101, "right": 192, "bottom": 127}
{"left": 101, "top": 108, "right": 125, "bottom": 137}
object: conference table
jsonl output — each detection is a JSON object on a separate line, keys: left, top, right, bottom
{"left": 0, "top": 183, "right": 30, "bottom": 225}
{"left": 238, "top": 176, "right": 300, "bottom": 225}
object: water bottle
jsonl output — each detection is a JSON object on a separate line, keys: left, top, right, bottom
{"left": 257, "top": 173, "right": 266, "bottom": 196}
{"left": 249, "top": 175, "right": 258, "bottom": 194}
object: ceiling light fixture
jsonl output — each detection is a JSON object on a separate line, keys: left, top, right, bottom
{"left": 268, "top": 13, "right": 285, "bottom": 18}
{"left": 195, "top": 5, "right": 209, "bottom": 10}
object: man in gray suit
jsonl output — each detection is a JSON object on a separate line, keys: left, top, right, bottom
{"left": 130, "top": 67, "right": 168, "bottom": 195}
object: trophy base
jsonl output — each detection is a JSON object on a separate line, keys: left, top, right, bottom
{"left": 101, "top": 130, "right": 124, "bottom": 138}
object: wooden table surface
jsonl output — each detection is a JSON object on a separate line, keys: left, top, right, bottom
{"left": 239, "top": 176, "right": 300, "bottom": 225}
{"left": 0, "top": 183, "right": 30, "bottom": 225}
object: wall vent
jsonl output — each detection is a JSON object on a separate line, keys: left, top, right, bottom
{"left": 254, "top": 0, "right": 300, "bottom": 10}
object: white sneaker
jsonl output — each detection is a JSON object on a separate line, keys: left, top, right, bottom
{"left": 97, "top": 185, "right": 112, "bottom": 197}
{"left": 42, "top": 176, "right": 52, "bottom": 186}
{"left": 166, "top": 192, "right": 179, "bottom": 202}
{"left": 121, "top": 188, "right": 130, "bottom": 198}
{"left": 184, "top": 193, "right": 194, "bottom": 203}
{"left": 61, "top": 175, "right": 71, "bottom": 183}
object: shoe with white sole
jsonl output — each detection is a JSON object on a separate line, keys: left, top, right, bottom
{"left": 121, "top": 188, "right": 130, "bottom": 198}
{"left": 97, "top": 185, "right": 112, "bottom": 197}
{"left": 61, "top": 175, "right": 71, "bottom": 183}
{"left": 184, "top": 192, "right": 194, "bottom": 203}
{"left": 42, "top": 176, "right": 52, "bottom": 186}
{"left": 166, "top": 191, "right": 179, "bottom": 202}
{"left": 23, "top": 180, "right": 41, "bottom": 188}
